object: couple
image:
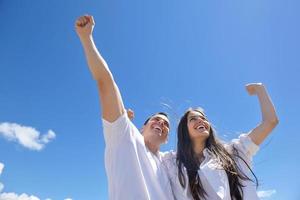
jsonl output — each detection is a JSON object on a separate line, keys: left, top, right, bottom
{"left": 75, "top": 15, "right": 279, "bottom": 200}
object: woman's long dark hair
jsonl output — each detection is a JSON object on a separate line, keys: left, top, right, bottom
{"left": 176, "top": 108, "right": 258, "bottom": 200}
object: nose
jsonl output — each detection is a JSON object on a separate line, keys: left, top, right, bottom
{"left": 157, "top": 119, "right": 164, "bottom": 125}
{"left": 196, "top": 118, "right": 204, "bottom": 124}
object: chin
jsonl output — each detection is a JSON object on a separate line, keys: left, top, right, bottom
{"left": 192, "top": 132, "right": 209, "bottom": 139}
{"left": 161, "top": 137, "right": 168, "bottom": 144}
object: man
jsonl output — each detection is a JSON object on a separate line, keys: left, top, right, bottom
{"left": 75, "top": 15, "right": 174, "bottom": 200}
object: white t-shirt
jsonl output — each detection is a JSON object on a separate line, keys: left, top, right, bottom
{"left": 102, "top": 112, "right": 174, "bottom": 200}
{"left": 162, "top": 134, "right": 260, "bottom": 200}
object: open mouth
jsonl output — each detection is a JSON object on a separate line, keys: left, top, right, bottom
{"left": 152, "top": 125, "right": 162, "bottom": 135}
{"left": 195, "top": 125, "right": 207, "bottom": 132}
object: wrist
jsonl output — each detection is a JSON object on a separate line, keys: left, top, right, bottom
{"left": 255, "top": 85, "right": 266, "bottom": 95}
{"left": 79, "top": 35, "right": 93, "bottom": 43}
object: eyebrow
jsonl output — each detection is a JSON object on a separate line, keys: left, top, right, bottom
{"left": 188, "top": 114, "right": 206, "bottom": 120}
{"left": 153, "top": 117, "right": 170, "bottom": 126}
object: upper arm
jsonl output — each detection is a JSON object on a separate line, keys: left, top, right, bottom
{"left": 248, "top": 120, "right": 278, "bottom": 146}
{"left": 97, "top": 77, "right": 125, "bottom": 122}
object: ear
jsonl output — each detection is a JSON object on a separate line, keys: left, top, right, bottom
{"left": 163, "top": 137, "right": 168, "bottom": 144}
{"left": 165, "top": 133, "right": 170, "bottom": 144}
{"left": 140, "top": 125, "right": 145, "bottom": 133}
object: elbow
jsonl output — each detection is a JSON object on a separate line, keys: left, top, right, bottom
{"left": 271, "top": 116, "right": 279, "bottom": 126}
{"left": 96, "top": 73, "right": 114, "bottom": 85}
{"left": 275, "top": 117, "right": 279, "bottom": 125}
{"left": 96, "top": 75, "right": 116, "bottom": 94}
{"left": 265, "top": 117, "right": 279, "bottom": 129}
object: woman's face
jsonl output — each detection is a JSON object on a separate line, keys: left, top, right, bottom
{"left": 187, "top": 110, "right": 211, "bottom": 142}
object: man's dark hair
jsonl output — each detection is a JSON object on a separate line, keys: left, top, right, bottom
{"left": 143, "top": 112, "right": 168, "bottom": 125}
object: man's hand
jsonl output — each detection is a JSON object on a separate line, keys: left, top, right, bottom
{"left": 75, "top": 15, "right": 95, "bottom": 39}
{"left": 127, "top": 109, "right": 135, "bottom": 121}
{"left": 246, "top": 83, "right": 265, "bottom": 96}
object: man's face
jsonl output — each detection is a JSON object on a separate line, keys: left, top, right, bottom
{"left": 142, "top": 114, "right": 170, "bottom": 144}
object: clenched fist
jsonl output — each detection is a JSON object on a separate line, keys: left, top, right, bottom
{"left": 75, "top": 15, "right": 95, "bottom": 39}
{"left": 246, "top": 83, "right": 265, "bottom": 95}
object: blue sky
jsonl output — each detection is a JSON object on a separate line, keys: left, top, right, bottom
{"left": 0, "top": 0, "right": 299, "bottom": 199}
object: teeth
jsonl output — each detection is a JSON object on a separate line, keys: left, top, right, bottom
{"left": 196, "top": 125, "right": 205, "bottom": 130}
{"left": 153, "top": 126, "right": 162, "bottom": 132}
{"left": 154, "top": 127, "right": 162, "bottom": 136}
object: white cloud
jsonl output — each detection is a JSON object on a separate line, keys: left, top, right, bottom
{"left": 0, "top": 163, "right": 4, "bottom": 193}
{"left": 0, "top": 165, "right": 40, "bottom": 199}
{"left": 0, "top": 123, "right": 56, "bottom": 151}
{"left": 0, "top": 192, "right": 40, "bottom": 200}
{"left": 0, "top": 183, "right": 4, "bottom": 193}
{"left": 0, "top": 163, "right": 72, "bottom": 200}
{"left": 257, "top": 189, "right": 276, "bottom": 199}
{"left": 0, "top": 163, "right": 4, "bottom": 175}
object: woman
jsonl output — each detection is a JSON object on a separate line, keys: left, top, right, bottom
{"left": 163, "top": 83, "right": 278, "bottom": 200}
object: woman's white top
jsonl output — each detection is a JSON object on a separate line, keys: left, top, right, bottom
{"left": 162, "top": 134, "right": 260, "bottom": 200}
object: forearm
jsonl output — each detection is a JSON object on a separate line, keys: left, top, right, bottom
{"left": 256, "top": 87, "right": 279, "bottom": 124}
{"left": 248, "top": 85, "right": 279, "bottom": 145}
{"left": 80, "top": 36, "right": 113, "bottom": 83}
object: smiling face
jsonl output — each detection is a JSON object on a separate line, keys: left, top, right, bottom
{"left": 142, "top": 113, "right": 170, "bottom": 145}
{"left": 187, "top": 110, "right": 211, "bottom": 142}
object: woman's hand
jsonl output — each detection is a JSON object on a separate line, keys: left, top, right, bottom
{"left": 246, "top": 83, "right": 265, "bottom": 96}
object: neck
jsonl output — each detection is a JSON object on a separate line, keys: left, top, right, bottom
{"left": 144, "top": 139, "right": 160, "bottom": 155}
{"left": 193, "top": 140, "right": 206, "bottom": 160}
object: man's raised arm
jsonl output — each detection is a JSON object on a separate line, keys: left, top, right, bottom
{"left": 75, "top": 15, "right": 125, "bottom": 122}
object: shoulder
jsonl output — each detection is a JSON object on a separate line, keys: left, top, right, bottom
{"left": 160, "top": 150, "right": 176, "bottom": 160}
{"left": 102, "top": 112, "right": 129, "bottom": 130}
{"left": 225, "top": 133, "right": 260, "bottom": 165}
{"left": 160, "top": 150, "right": 179, "bottom": 182}
{"left": 161, "top": 150, "right": 177, "bottom": 169}
{"left": 231, "top": 133, "right": 259, "bottom": 156}
{"left": 102, "top": 111, "right": 140, "bottom": 146}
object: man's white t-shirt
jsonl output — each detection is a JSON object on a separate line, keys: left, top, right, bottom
{"left": 102, "top": 112, "right": 174, "bottom": 200}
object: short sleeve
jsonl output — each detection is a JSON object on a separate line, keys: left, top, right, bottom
{"left": 230, "top": 134, "right": 259, "bottom": 165}
{"left": 102, "top": 112, "right": 131, "bottom": 147}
